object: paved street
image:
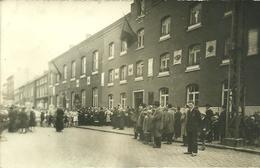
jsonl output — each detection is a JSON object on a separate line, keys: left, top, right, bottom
{"left": 1, "top": 127, "right": 260, "bottom": 168}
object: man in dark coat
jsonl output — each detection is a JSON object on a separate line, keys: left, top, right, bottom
{"left": 29, "top": 109, "right": 36, "bottom": 132}
{"left": 174, "top": 106, "right": 182, "bottom": 140}
{"left": 55, "top": 108, "right": 64, "bottom": 132}
{"left": 218, "top": 105, "right": 227, "bottom": 142}
{"left": 184, "top": 102, "right": 201, "bottom": 156}
{"left": 205, "top": 104, "right": 214, "bottom": 142}
{"left": 151, "top": 101, "right": 163, "bottom": 148}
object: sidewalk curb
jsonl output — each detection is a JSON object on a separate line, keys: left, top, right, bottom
{"left": 76, "top": 126, "right": 260, "bottom": 155}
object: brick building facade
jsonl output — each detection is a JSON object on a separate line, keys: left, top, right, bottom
{"left": 47, "top": 0, "right": 260, "bottom": 115}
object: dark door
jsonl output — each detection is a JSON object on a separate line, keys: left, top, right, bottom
{"left": 134, "top": 91, "right": 143, "bottom": 109}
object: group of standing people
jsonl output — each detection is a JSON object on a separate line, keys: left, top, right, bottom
{"left": 7, "top": 106, "right": 36, "bottom": 134}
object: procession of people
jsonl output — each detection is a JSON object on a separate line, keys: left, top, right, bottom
{"left": 5, "top": 100, "right": 260, "bottom": 156}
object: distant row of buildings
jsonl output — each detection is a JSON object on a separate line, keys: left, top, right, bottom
{"left": 13, "top": 0, "right": 260, "bottom": 115}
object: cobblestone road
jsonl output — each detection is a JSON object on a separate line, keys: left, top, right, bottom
{"left": 1, "top": 127, "right": 260, "bottom": 168}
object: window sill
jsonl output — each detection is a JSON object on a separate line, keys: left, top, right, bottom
{"left": 55, "top": 83, "right": 59, "bottom": 86}
{"left": 185, "top": 65, "right": 200, "bottom": 72}
{"left": 119, "top": 80, "right": 127, "bottom": 85}
{"left": 92, "top": 71, "right": 98, "bottom": 75}
{"left": 136, "top": 46, "right": 144, "bottom": 51}
{"left": 187, "top": 23, "right": 202, "bottom": 32}
{"left": 62, "top": 81, "right": 67, "bottom": 84}
{"left": 220, "top": 59, "right": 230, "bottom": 66}
{"left": 107, "top": 83, "right": 114, "bottom": 87}
{"left": 224, "top": 11, "right": 232, "bottom": 17}
{"left": 134, "top": 76, "right": 144, "bottom": 82}
{"left": 70, "top": 78, "right": 76, "bottom": 81}
{"left": 108, "top": 56, "right": 114, "bottom": 61}
{"left": 80, "top": 74, "right": 86, "bottom": 79}
{"left": 157, "top": 71, "right": 170, "bottom": 77}
{"left": 120, "top": 51, "right": 127, "bottom": 56}
{"left": 49, "top": 85, "right": 53, "bottom": 88}
{"left": 159, "top": 34, "right": 171, "bottom": 42}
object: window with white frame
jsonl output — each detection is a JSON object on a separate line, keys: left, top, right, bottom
{"left": 109, "top": 42, "right": 115, "bottom": 59}
{"left": 187, "top": 84, "right": 199, "bottom": 106}
{"left": 81, "top": 90, "right": 86, "bottom": 107}
{"left": 136, "top": 61, "right": 144, "bottom": 77}
{"left": 161, "top": 16, "right": 171, "bottom": 37}
{"left": 63, "top": 65, "right": 67, "bottom": 80}
{"left": 71, "top": 61, "right": 76, "bottom": 78}
{"left": 120, "top": 65, "right": 127, "bottom": 81}
{"left": 121, "top": 40, "right": 127, "bottom": 53}
{"left": 108, "top": 69, "right": 114, "bottom": 83}
{"left": 160, "top": 88, "right": 169, "bottom": 107}
{"left": 221, "top": 80, "right": 232, "bottom": 108}
{"left": 120, "top": 93, "right": 127, "bottom": 109}
{"left": 71, "top": 92, "right": 75, "bottom": 109}
{"left": 92, "top": 51, "right": 99, "bottom": 72}
{"left": 160, "top": 53, "right": 170, "bottom": 72}
{"left": 81, "top": 56, "right": 86, "bottom": 74}
{"left": 137, "top": 29, "right": 144, "bottom": 48}
{"left": 188, "top": 44, "right": 201, "bottom": 66}
{"left": 108, "top": 94, "right": 114, "bottom": 109}
{"left": 92, "top": 88, "right": 98, "bottom": 107}
{"left": 189, "top": 3, "right": 202, "bottom": 26}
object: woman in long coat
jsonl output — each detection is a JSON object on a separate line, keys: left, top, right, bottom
{"left": 29, "top": 110, "right": 36, "bottom": 131}
{"left": 55, "top": 108, "right": 64, "bottom": 132}
{"left": 18, "top": 108, "right": 29, "bottom": 133}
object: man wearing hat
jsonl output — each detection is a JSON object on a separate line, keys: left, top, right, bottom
{"left": 205, "top": 104, "right": 214, "bottom": 142}
{"left": 184, "top": 102, "right": 201, "bottom": 156}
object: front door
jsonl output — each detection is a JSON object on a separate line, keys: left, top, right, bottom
{"left": 134, "top": 91, "right": 144, "bottom": 109}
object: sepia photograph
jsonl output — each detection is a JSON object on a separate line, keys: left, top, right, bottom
{"left": 0, "top": 0, "right": 260, "bottom": 167}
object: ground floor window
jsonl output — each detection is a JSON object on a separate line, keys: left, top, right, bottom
{"left": 160, "top": 88, "right": 169, "bottom": 107}
{"left": 92, "top": 88, "right": 98, "bottom": 107}
{"left": 81, "top": 90, "right": 86, "bottom": 107}
{"left": 108, "top": 94, "right": 114, "bottom": 109}
{"left": 120, "top": 93, "right": 127, "bottom": 109}
{"left": 187, "top": 84, "right": 199, "bottom": 106}
{"left": 222, "top": 80, "right": 232, "bottom": 108}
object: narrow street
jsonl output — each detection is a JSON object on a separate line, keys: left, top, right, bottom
{"left": 1, "top": 127, "right": 259, "bottom": 168}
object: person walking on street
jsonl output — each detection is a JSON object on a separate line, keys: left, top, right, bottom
{"left": 184, "top": 102, "right": 201, "bottom": 156}
{"left": 40, "top": 111, "right": 45, "bottom": 127}
{"left": 29, "top": 108, "right": 36, "bottom": 132}
{"left": 55, "top": 108, "right": 64, "bottom": 132}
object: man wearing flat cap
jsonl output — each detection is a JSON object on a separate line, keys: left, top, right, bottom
{"left": 184, "top": 102, "right": 201, "bottom": 156}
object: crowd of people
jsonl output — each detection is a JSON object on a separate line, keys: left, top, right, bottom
{"left": 4, "top": 101, "right": 260, "bottom": 153}
{"left": 7, "top": 106, "right": 37, "bottom": 134}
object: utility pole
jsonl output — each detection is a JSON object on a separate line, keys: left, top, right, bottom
{"left": 230, "top": 0, "right": 246, "bottom": 138}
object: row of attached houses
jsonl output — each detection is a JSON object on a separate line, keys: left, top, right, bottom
{"left": 15, "top": 0, "right": 260, "bottom": 115}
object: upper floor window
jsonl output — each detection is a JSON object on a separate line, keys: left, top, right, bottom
{"left": 187, "top": 84, "right": 199, "bottom": 106}
{"left": 189, "top": 3, "right": 202, "bottom": 26}
{"left": 161, "top": 16, "right": 171, "bottom": 37}
{"left": 188, "top": 44, "right": 201, "bottom": 66}
{"left": 71, "top": 61, "right": 76, "bottom": 78}
{"left": 160, "top": 53, "right": 170, "bottom": 72}
{"left": 56, "top": 74, "right": 60, "bottom": 83}
{"left": 136, "top": 60, "right": 144, "bottom": 77}
{"left": 120, "top": 65, "right": 127, "bottom": 81}
{"left": 121, "top": 40, "right": 127, "bottom": 53}
{"left": 81, "top": 56, "right": 86, "bottom": 74}
{"left": 224, "top": 37, "right": 231, "bottom": 59}
{"left": 137, "top": 29, "right": 144, "bottom": 48}
{"left": 248, "top": 29, "right": 258, "bottom": 56}
{"left": 108, "top": 69, "right": 114, "bottom": 83}
{"left": 109, "top": 42, "right": 115, "bottom": 59}
{"left": 71, "top": 91, "right": 75, "bottom": 109}
{"left": 63, "top": 65, "right": 67, "bottom": 80}
{"left": 160, "top": 87, "right": 169, "bottom": 107}
{"left": 92, "top": 51, "right": 99, "bottom": 72}
{"left": 137, "top": 0, "right": 145, "bottom": 16}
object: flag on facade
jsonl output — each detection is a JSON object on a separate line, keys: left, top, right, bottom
{"left": 50, "top": 60, "right": 62, "bottom": 77}
{"left": 120, "top": 15, "right": 137, "bottom": 45}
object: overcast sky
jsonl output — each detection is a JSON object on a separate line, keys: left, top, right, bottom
{"left": 1, "top": 0, "right": 132, "bottom": 88}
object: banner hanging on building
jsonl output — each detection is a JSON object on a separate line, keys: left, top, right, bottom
{"left": 173, "top": 50, "right": 182, "bottom": 65}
